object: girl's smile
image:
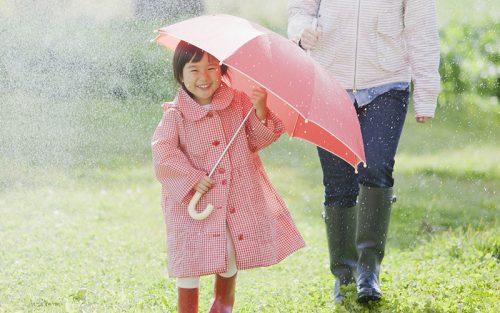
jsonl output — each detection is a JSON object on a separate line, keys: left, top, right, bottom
{"left": 182, "top": 53, "right": 222, "bottom": 105}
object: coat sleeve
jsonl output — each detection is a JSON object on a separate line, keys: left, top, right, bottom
{"left": 152, "top": 108, "right": 207, "bottom": 204}
{"left": 239, "top": 93, "right": 285, "bottom": 153}
{"left": 404, "top": 0, "right": 441, "bottom": 118}
{"left": 287, "top": 0, "right": 321, "bottom": 43}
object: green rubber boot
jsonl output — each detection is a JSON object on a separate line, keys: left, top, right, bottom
{"left": 356, "top": 185, "right": 395, "bottom": 303}
{"left": 324, "top": 205, "right": 358, "bottom": 303}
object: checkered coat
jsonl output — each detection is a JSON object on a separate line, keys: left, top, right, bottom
{"left": 152, "top": 83, "right": 305, "bottom": 278}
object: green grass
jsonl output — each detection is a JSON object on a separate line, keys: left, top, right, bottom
{"left": 0, "top": 105, "right": 498, "bottom": 312}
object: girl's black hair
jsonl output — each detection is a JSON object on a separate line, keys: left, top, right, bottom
{"left": 172, "top": 40, "right": 228, "bottom": 86}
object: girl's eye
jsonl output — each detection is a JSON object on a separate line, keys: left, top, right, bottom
{"left": 190, "top": 69, "right": 198, "bottom": 73}
{"left": 208, "top": 67, "right": 216, "bottom": 71}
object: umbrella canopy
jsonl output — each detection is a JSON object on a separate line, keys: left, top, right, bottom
{"left": 155, "top": 14, "right": 365, "bottom": 169}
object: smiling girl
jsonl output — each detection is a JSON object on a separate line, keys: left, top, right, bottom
{"left": 152, "top": 41, "right": 305, "bottom": 313}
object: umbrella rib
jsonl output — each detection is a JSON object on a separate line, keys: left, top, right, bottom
{"left": 225, "top": 64, "right": 366, "bottom": 167}
{"left": 291, "top": 114, "right": 301, "bottom": 138}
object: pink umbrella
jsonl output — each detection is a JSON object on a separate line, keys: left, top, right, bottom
{"left": 155, "top": 14, "right": 365, "bottom": 219}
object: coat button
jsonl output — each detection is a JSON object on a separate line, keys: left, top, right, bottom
{"left": 218, "top": 168, "right": 225, "bottom": 174}
{"left": 212, "top": 140, "right": 220, "bottom": 146}
{"left": 221, "top": 179, "right": 227, "bottom": 185}
{"left": 206, "top": 112, "right": 213, "bottom": 118}
{"left": 238, "top": 234, "right": 244, "bottom": 241}
{"left": 229, "top": 207, "right": 236, "bottom": 213}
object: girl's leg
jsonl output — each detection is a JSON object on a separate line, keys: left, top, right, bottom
{"left": 177, "top": 277, "right": 200, "bottom": 313}
{"left": 209, "top": 274, "right": 237, "bottom": 313}
{"left": 209, "top": 227, "right": 237, "bottom": 313}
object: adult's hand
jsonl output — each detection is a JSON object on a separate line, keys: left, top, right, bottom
{"left": 299, "top": 27, "right": 321, "bottom": 50}
{"left": 416, "top": 116, "right": 432, "bottom": 123}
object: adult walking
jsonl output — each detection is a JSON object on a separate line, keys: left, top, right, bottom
{"left": 288, "top": 0, "right": 440, "bottom": 303}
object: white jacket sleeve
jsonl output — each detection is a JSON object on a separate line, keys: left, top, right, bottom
{"left": 287, "top": 0, "right": 321, "bottom": 43}
{"left": 404, "top": 0, "right": 441, "bottom": 118}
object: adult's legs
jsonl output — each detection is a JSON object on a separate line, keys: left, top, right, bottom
{"left": 356, "top": 185, "right": 394, "bottom": 302}
{"left": 355, "top": 89, "right": 409, "bottom": 302}
{"left": 317, "top": 148, "right": 359, "bottom": 302}
{"left": 357, "top": 89, "right": 409, "bottom": 189}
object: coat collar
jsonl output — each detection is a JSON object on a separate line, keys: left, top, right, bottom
{"left": 174, "top": 82, "right": 234, "bottom": 121}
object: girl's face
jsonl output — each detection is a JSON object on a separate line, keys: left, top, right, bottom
{"left": 182, "top": 53, "right": 222, "bottom": 105}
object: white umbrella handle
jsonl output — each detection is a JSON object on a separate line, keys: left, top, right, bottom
{"left": 188, "top": 191, "right": 214, "bottom": 220}
{"left": 186, "top": 108, "right": 254, "bottom": 220}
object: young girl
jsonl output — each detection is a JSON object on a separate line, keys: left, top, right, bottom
{"left": 152, "top": 41, "right": 305, "bottom": 313}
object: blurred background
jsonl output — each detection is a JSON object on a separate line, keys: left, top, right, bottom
{"left": 0, "top": 0, "right": 291, "bottom": 174}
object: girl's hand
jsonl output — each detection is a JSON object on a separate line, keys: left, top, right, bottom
{"left": 194, "top": 176, "right": 214, "bottom": 194}
{"left": 416, "top": 116, "right": 432, "bottom": 123}
{"left": 251, "top": 87, "right": 268, "bottom": 122}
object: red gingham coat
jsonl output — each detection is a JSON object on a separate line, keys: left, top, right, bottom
{"left": 152, "top": 83, "right": 305, "bottom": 278}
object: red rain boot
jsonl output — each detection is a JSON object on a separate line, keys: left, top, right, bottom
{"left": 177, "top": 287, "right": 198, "bottom": 313}
{"left": 209, "top": 274, "right": 237, "bottom": 313}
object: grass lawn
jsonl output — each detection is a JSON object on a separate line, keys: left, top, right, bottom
{"left": 0, "top": 103, "right": 498, "bottom": 312}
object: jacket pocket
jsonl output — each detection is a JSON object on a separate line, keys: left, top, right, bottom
{"left": 376, "top": 15, "right": 407, "bottom": 72}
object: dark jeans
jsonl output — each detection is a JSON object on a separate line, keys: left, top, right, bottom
{"left": 318, "top": 88, "right": 409, "bottom": 208}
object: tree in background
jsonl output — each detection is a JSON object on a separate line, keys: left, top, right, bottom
{"left": 134, "top": 0, "right": 204, "bottom": 19}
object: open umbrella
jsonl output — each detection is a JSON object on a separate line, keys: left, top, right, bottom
{"left": 155, "top": 14, "right": 365, "bottom": 220}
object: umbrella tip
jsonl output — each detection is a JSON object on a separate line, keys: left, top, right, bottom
{"left": 150, "top": 34, "right": 160, "bottom": 43}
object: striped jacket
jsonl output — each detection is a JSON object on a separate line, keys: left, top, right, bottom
{"left": 288, "top": 0, "right": 440, "bottom": 117}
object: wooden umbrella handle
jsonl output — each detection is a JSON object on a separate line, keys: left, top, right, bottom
{"left": 188, "top": 191, "right": 214, "bottom": 220}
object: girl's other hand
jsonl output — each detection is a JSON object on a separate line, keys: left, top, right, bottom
{"left": 251, "top": 87, "right": 268, "bottom": 122}
{"left": 194, "top": 176, "right": 214, "bottom": 194}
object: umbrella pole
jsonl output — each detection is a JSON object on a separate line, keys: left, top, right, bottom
{"left": 188, "top": 108, "right": 254, "bottom": 220}
{"left": 208, "top": 107, "right": 254, "bottom": 177}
